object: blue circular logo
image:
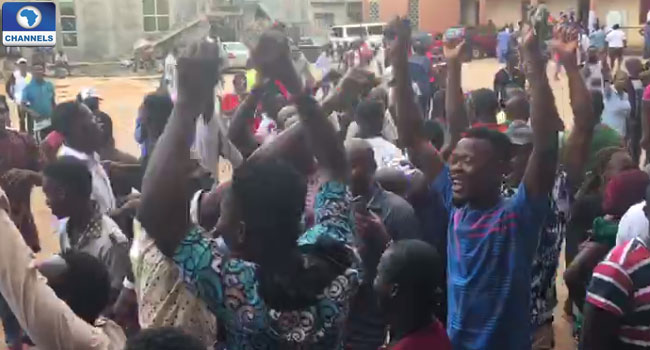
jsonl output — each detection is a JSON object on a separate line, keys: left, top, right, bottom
{"left": 16, "top": 6, "right": 42, "bottom": 30}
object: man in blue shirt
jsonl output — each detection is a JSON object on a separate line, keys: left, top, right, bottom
{"left": 389, "top": 18, "right": 562, "bottom": 350}
{"left": 22, "top": 62, "right": 55, "bottom": 141}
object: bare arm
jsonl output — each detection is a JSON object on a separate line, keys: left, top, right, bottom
{"left": 601, "top": 52, "right": 613, "bottom": 99}
{"left": 295, "top": 94, "right": 347, "bottom": 182}
{"left": 5, "top": 74, "right": 15, "bottom": 100}
{"left": 442, "top": 41, "right": 470, "bottom": 159}
{"left": 581, "top": 305, "right": 620, "bottom": 350}
{"left": 139, "top": 41, "right": 220, "bottom": 257}
{"left": 227, "top": 86, "right": 264, "bottom": 159}
{"left": 521, "top": 26, "right": 563, "bottom": 198}
{"left": 557, "top": 28, "right": 597, "bottom": 193}
{"left": 390, "top": 18, "right": 446, "bottom": 183}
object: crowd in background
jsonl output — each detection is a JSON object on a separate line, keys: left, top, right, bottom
{"left": 2, "top": 5, "right": 650, "bottom": 350}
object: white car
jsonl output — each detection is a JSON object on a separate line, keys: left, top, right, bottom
{"left": 222, "top": 41, "right": 249, "bottom": 70}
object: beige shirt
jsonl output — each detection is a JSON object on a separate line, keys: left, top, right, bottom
{"left": 130, "top": 219, "right": 217, "bottom": 346}
{"left": 0, "top": 188, "right": 126, "bottom": 350}
{"left": 58, "top": 208, "right": 130, "bottom": 291}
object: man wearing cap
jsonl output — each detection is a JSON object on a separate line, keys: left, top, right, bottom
{"left": 5, "top": 58, "right": 32, "bottom": 133}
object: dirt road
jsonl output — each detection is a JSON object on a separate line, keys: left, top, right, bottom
{"left": 6, "top": 59, "right": 576, "bottom": 350}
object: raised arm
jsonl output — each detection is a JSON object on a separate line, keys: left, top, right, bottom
{"left": 521, "top": 25, "right": 563, "bottom": 198}
{"left": 227, "top": 84, "right": 264, "bottom": 158}
{"left": 555, "top": 27, "right": 598, "bottom": 192}
{"left": 295, "top": 94, "right": 347, "bottom": 182}
{"left": 442, "top": 39, "right": 470, "bottom": 159}
{"left": 390, "top": 18, "right": 446, "bottom": 182}
{"left": 138, "top": 40, "right": 221, "bottom": 257}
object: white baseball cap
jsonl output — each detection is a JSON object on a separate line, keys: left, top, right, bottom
{"left": 16, "top": 58, "right": 27, "bottom": 64}
{"left": 79, "top": 87, "right": 102, "bottom": 100}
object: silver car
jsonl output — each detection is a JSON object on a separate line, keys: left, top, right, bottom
{"left": 222, "top": 41, "right": 249, "bottom": 70}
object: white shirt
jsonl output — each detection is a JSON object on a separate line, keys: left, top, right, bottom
{"left": 616, "top": 201, "right": 649, "bottom": 245}
{"left": 193, "top": 111, "right": 242, "bottom": 179}
{"left": 12, "top": 70, "right": 31, "bottom": 104}
{"left": 602, "top": 85, "right": 630, "bottom": 137}
{"left": 365, "top": 136, "right": 404, "bottom": 169}
{"left": 315, "top": 52, "right": 332, "bottom": 77}
{"left": 164, "top": 54, "right": 177, "bottom": 102}
{"left": 606, "top": 29, "right": 626, "bottom": 48}
{"left": 58, "top": 145, "right": 116, "bottom": 213}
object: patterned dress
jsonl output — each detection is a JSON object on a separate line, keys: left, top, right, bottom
{"left": 502, "top": 172, "right": 570, "bottom": 328}
{"left": 173, "top": 181, "right": 360, "bottom": 349}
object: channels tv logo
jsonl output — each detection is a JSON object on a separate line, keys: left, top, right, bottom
{"left": 2, "top": 2, "right": 56, "bottom": 46}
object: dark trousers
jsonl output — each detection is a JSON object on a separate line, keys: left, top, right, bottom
{"left": 0, "top": 294, "right": 21, "bottom": 348}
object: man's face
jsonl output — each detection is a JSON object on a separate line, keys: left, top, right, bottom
{"left": 346, "top": 146, "right": 374, "bottom": 196}
{"left": 75, "top": 104, "right": 103, "bottom": 151}
{"left": 373, "top": 246, "right": 397, "bottom": 316}
{"left": 449, "top": 138, "right": 503, "bottom": 206}
{"left": 18, "top": 63, "right": 27, "bottom": 74}
{"left": 43, "top": 176, "right": 69, "bottom": 219}
{"left": 32, "top": 65, "right": 44, "bottom": 80}
{"left": 234, "top": 77, "right": 247, "bottom": 94}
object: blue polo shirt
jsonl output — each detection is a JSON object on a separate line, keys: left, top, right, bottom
{"left": 432, "top": 166, "right": 549, "bottom": 350}
{"left": 23, "top": 79, "right": 55, "bottom": 131}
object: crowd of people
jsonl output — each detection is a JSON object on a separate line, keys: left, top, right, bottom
{"left": 1, "top": 11, "right": 650, "bottom": 350}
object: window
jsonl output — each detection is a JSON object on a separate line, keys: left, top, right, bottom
{"left": 347, "top": 2, "right": 362, "bottom": 23}
{"left": 368, "top": 25, "right": 384, "bottom": 36}
{"left": 346, "top": 26, "right": 366, "bottom": 37}
{"left": 369, "top": 1, "right": 380, "bottom": 22}
{"left": 143, "top": 0, "right": 170, "bottom": 32}
{"left": 314, "top": 13, "right": 335, "bottom": 30}
{"left": 331, "top": 27, "right": 343, "bottom": 38}
{"left": 60, "top": 0, "right": 77, "bottom": 47}
{"left": 407, "top": 0, "right": 419, "bottom": 29}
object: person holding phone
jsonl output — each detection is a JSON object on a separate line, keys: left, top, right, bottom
{"left": 344, "top": 137, "right": 420, "bottom": 350}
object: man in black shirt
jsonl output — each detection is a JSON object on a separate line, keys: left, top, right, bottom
{"left": 494, "top": 51, "right": 526, "bottom": 106}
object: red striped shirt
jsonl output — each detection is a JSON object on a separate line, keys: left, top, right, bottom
{"left": 586, "top": 238, "right": 650, "bottom": 349}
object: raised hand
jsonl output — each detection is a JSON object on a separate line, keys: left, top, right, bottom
{"left": 176, "top": 39, "right": 221, "bottom": 107}
{"left": 521, "top": 24, "right": 541, "bottom": 57}
{"left": 443, "top": 39, "right": 468, "bottom": 62}
{"left": 551, "top": 25, "right": 580, "bottom": 66}
{"left": 252, "top": 29, "right": 302, "bottom": 94}
{"left": 336, "top": 68, "right": 378, "bottom": 108}
{"left": 387, "top": 17, "right": 412, "bottom": 65}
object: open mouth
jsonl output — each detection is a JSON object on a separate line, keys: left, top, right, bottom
{"left": 451, "top": 178, "right": 464, "bottom": 193}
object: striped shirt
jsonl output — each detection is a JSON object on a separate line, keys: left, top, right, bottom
{"left": 586, "top": 238, "right": 650, "bottom": 349}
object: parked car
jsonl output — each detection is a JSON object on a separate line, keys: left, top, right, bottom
{"left": 443, "top": 26, "right": 497, "bottom": 60}
{"left": 298, "top": 37, "right": 329, "bottom": 63}
{"left": 329, "top": 22, "right": 386, "bottom": 49}
{"left": 222, "top": 41, "right": 249, "bottom": 70}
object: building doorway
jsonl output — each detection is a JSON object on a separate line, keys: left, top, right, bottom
{"left": 461, "top": 0, "right": 479, "bottom": 25}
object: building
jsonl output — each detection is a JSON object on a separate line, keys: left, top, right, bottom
{"left": 362, "top": 0, "right": 649, "bottom": 47}
{"left": 475, "top": 0, "right": 649, "bottom": 47}
{"left": 362, "top": 0, "right": 461, "bottom": 34}
{"left": 43, "top": 0, "right": 222, "bottom": 61}
{"left": 310, "top": 0, "right": 363, "bottom": 36}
